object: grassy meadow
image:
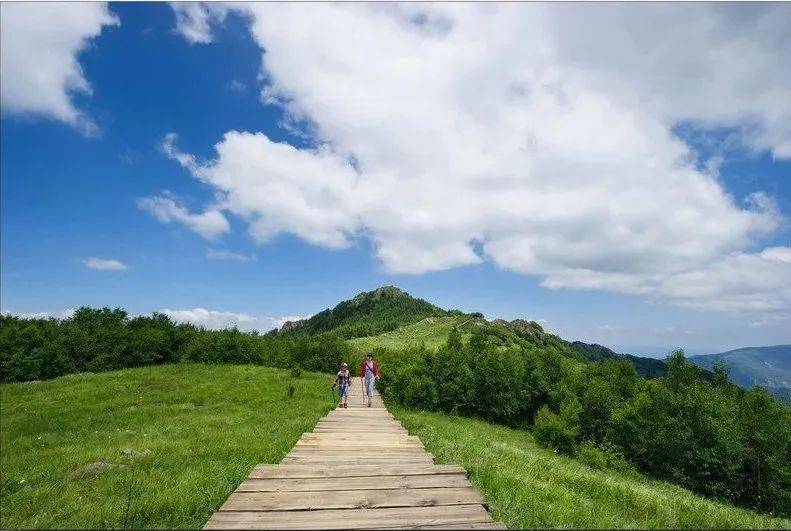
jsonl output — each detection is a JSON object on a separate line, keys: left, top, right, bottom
{"left": 349, "top": 315, "right": 473, "bottom": 352}
{"left": 0, "top": 364, "right": 334, "bottom": 528}
{"left": 391, "top": 405, "right": 791, "bottom": 529}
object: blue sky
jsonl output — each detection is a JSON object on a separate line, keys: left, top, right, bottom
{"left": 2, "top": 3, "right": 790, "bottom": 356}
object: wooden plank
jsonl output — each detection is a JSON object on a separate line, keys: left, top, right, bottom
{"left": 292, "top": 442, "right": 425, "bottom": 450}
{"left": 307, "top": 426, "right": 405, "bottom": 430}
{"left": 325, "top": 411, "right": 392, "bottom": 417}
{"left": 317, "top": 418, "right": 400, "bottom": 423}
{"left": 311, "top": 432, "right": 410, "bottom": 435}
{"left": 289, "top": 445, "right": 428, "bottom": 451}
{"left": 286, "top": 450, "right": 432, "bottom": 458}
{"left": 322, "top": 412, "right": 391, "bottom": 415}
{"left": 294, "top": 444, "right": 425, "bottom": 450}
{"left": 236, "top": 473, "right": 471, "bottom": 492}
{"left": 281, "top": 456, "right": 434, "bottom": 464}
{"left": 314, "top": 425, "right": 407, "bottom": 430}
{"left": 248, "top": 464, "right": 466, "bottom": 479}
{"left": 301, "top": 434, "right": 414, "bottom": 438}
{"left": 281, "top": 454, "right": 434, "bottom": 461}
{"left": 325, "top": 424, "right": 399, "bottom": 427}
{"left": 324, "top": 421, "right": 396, "bottom": 424}
{"left": 298, "top": 434, "right": 419, "bottom": 439}
{"left": 301, "top": 433, "right": 418, "bottom": 439}
{"left": 219, "top": 487, "right": 486, "bottom": 512}
{"left": 204, "top": 504, "right": 493, "bottom": 530}
{"left": 296, "top": 438, "right": 423, "bottom": 447}
{"left": 296, "top": 440, "right": 423, "bottom": 446}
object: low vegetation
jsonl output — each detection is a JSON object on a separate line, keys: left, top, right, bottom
{"left": 392, "top": 405, "right": 790, "bottom": 529}
{"left": 0, "top": 364, "right": 334, "bottom": 528}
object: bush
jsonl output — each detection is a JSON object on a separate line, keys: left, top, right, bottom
{"left": 577, "top": 441, "right": 634, "bottom": 474}
{"left": 533, "top": 405, "right": 577, "bottom": 455}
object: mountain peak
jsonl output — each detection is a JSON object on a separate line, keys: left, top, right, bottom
{"left": 351, "top": 285, "right": 410, "bottom": 304}
{"left": 278, "top": 285, "right": 445, "bottom": 338}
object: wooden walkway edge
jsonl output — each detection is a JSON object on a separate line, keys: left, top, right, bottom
{"left": 204, "top": 377, "right": 504, "bottom": 530}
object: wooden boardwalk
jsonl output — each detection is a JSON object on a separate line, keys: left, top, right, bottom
{"left": 204, "top": 377, "right": 504, "bottom": 530}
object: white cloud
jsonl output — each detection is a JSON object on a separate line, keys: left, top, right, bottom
{"left": 1, "top": 306, "right": 304, "bottom": 332}
{"left": 159, "top": 308, "right": 305, "bottom": 331}
{"left": 163, "top": 132, "right": 359, "bottom": 248}
{"left": 137, "top": 193, "right": 229, "bottom": 240}
{"left": 169, "top": 2, "right": 226, "bottom": 44}
{"left": 1, "top": 308, "right": 76, "bottom": 320}
{"left": 206, "top": 249, "right": 256, "bottom": 261}
{"left": 0, "top": 2, "right": 118, "bottom": 132}
{"left": 83, "top": 257, "right": 128, "bottom": 271}
{"left": 164, "top": 3, "right": 791, "bottom": 313}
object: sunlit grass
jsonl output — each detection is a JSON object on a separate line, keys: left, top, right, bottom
{"left": 391, "top": 405, "right": 791, "bottom": 529}
{"left": 349, "top": 316, "right": 472, "bottom": 352}
{"left": 0, "top": 364, "right": 334, "bottom": 528}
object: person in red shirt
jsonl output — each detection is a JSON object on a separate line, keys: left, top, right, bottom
{"left": 359, "top": 353, "right": 380, "bottom": 407}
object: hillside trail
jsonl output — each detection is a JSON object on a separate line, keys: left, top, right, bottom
{"left": 204, "top": 377, "right": 504, "bottom": 529}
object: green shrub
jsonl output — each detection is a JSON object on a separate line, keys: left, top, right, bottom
{"left": 533, "top": 405, "right": 577, "bottom": 455}
{"left": 577, "top": 441, "right": 635, "bottom": 474}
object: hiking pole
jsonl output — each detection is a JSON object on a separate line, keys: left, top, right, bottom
{"left": 360, "top": 376, "right": 365, "bottom": 406}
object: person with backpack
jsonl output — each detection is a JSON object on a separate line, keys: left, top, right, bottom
{"left": 359, "top": 353, "right": 380, "bottom": 407}
{"left": 332, "top": 362, "right": 351, "bottom": 408}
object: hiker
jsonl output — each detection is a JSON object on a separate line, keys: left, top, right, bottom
{"left": 358, "top": 353, "right": 380, "bottom": 407}
{"left": 333, "top": 362, "right": 351, "bottom": 408}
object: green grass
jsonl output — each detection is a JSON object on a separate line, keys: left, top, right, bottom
{"left": 391, "top": 405, "right": 791, "bottom": 529}
{"left": 0, "top": 363, "right": 334, "bottom": 528}
{"left": 349, "top": 315, "right": 472, "bottom": 352}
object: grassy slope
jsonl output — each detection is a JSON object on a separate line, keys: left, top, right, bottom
{"left": 0, "top": 364, "right": 334, "bottom": 529}
{"left": 391, "top": 405, "right": 791, "bottom": 529}
{"left": 348, "top": 315, "right": 472, "bottom": 352}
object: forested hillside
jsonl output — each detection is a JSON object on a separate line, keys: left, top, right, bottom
{"left": 276, "top": 286, "right": 447, "bottom": 338}
{"left": 568, "top": 341, "right": 670, "bottom": 379}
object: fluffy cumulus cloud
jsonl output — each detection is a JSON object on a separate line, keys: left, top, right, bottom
{"left": 166, "top": 3, "right": 791, "bottom": 313}
{"left": 137, "top": 193, "right": 229, "bottom": 240}
{"left": 83, "top": 257, "right": 128, "bottom": 271}
{"left": 0, "top": 2, "right": 117, "bottom": 132}
{"left": 159, "top": 308, "right": 304, "bottom": 331}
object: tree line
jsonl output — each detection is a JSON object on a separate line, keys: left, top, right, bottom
{"left": 378, "top": 329, "right": 791, "bottom": 518}
{"left": 0, "top": 307, "right": 351, "bottom": 382}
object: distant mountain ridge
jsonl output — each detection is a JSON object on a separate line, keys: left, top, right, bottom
{"left": 567, "top": 341, "right": 670, "bottom": 379}
{"left": 690, "top": 345, "right": 791, "bottom": 402}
